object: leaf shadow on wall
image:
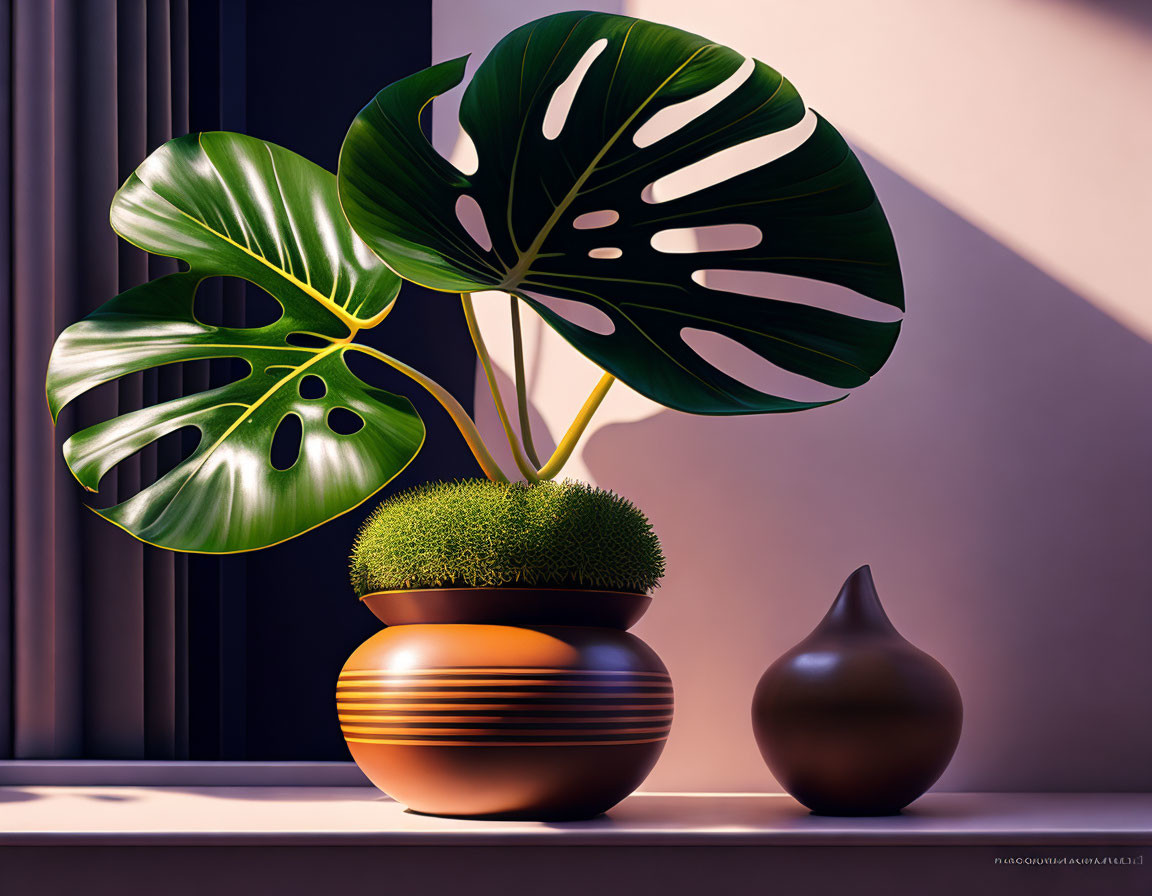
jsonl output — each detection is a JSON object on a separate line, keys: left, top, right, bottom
{"left": 577, "top": 151, "right": 1152, "bottom": 794}
{"left": 481, "top": 360, "right": 560, "bottom": 478}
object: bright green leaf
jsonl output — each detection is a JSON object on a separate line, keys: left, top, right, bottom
{"left": 47, "top": 132, "right": 425, "bottom": 553}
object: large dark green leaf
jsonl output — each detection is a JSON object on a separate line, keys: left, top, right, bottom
{"left": 339, "top": 11, "right": 903, "bottom": 414}
{"left": 47, "top": 132, "right": 425, "bottom": 553}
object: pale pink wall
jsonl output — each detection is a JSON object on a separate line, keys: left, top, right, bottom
{"left": 626, "top": 0, "right": 1152, "bottom": 342}
{"left": 432, "top": 0, "right": 1152, "bottom": 791}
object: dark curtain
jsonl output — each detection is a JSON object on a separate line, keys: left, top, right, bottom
{"left": 1, "top": 0, "right": 470, "bottom": 761}
{"left": 1, "top": 0, "right": 201, "bottom": 760}
{"left": 236, "top": 0, "right": 471, "bottom": 761}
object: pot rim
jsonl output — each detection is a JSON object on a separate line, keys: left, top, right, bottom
{"left": 360, "top": 586, "right": 652, "bottom": 630}
{"left": 359, "top": 585, "right": 648, "bottom": 599}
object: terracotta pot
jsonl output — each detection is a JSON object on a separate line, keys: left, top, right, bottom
{"left": 338, "top": 587, "right": 672, "bottom": 820}
{"left": 752, "top": 566, "right": 962, "bottom": 816}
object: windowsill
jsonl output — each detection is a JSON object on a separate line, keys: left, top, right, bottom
{"left": 0, "top": 760, "right": 370, "bottom": 787}
{"left": 0, "top": 789, "right": 1148, "bottom": 847}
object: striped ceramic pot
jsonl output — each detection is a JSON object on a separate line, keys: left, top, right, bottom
{"left": 337, "top": 587, "right": 672, "bottom": 820}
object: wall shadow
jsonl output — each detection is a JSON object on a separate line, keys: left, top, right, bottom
{"left": 476, "top": 364, "right": 559, "bottom": 481}
{"left": 582, "top": 151, "right": 1152, "bottom": 793}
{"left": 1052, "top": 0, "right": 1152, "bottom": 34}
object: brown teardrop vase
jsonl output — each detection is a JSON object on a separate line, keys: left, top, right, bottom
{"left": 338, "top": 587, "right": 671, "bottom": 820}
{"left": 752, "top": 566, "right": 962, "bottom": 816}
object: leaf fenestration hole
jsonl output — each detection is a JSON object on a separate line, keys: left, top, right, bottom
{"left": 299, "top": 374, "right": 327, "bottom": 399}
{"left": 572, "top": 209, "right": 619, "bottom": 230}
{"left": 633, "top": 58, "right": 755, "bottom": 148}
{"left": 680, "top": 327, "right": 847, "bottom": 402}
{"left": 644, "top": 108, "right": 819, "bottom": 204}
{"left": 270, "top": 412, "right": 303, "bottom": 471}
{"left": 449, "top": 128, "right": 480, "bottom": 176}
{"left": 652, "top": 224, "right": 761, "bottom": 254}
{"left": 523, "top": 290, "right": 615, "bottom": 336}
{"left": 588, "top": 247, "right": 622, "bottom": 260}
{"left": 542, "top": 39, "right": 608, "bottom": 140}
{"left": 286, "top": 332, "right": 333, "bottom": 349}
{"left": 692, "top": 269, "right": 904, "bottom": 322}
{"left": 193, "top": 277, "right": 283, "bottom": 328}
{"left": 81, "top": 358, "right": 252, "bottom": 416}
{"left": 327, "top": 406, "right": 364, "bottom": 435}
{"left": 455, "top": 194, "right": 493, "bottom": 252}
{"left": 93, "top": 425, "right": 203, "bottom": 500}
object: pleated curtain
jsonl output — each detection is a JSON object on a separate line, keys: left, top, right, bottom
{"left": 1, "top": 0, "right": 194, "bottom": 759}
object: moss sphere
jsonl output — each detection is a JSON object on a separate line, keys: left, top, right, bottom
{"left": 350, "top": 479, "right": 665, "bottom": 596}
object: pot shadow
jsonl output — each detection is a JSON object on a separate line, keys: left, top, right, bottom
{"left": 0, "top": 789, "right": 41, "bottom": 803}
{"left": 580, "top": 149, "right": 1152, "bottom": 794}
{"left": 405, "top": 807, "right": 607, "bottom": 824}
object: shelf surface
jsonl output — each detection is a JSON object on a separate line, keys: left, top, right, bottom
{"left": 0, "top": 789, "right": 1149, "bottom": 846}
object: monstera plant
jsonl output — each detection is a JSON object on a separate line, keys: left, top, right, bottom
{"left": 47, "top": 11, "right": 902, "bottom": 555}
{"left": 47, "top": 10, "right": 907, "bottom": 821}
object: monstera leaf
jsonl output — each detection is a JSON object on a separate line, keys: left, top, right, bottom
{"left": 47, "top": 132, "right": 425, "bottom": 553}
{"left": 339, "top": 11, "right": 903, "bottom": 414}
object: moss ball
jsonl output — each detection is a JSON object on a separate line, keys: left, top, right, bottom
{"left": 350, "top": 479, "right": 665, "bottom": 595}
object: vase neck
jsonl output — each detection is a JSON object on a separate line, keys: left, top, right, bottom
{"left": 814, "top": 565, "right": 900, "bottom": 637}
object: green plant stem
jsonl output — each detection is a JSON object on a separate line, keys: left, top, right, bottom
{"left": 345, "top": 343, "right": 509, "bottom": 483}
{"left": 461, "top": 293, "right": 541, "bottom": 482}
{"left": 537, "top": 372, "right": 615, "bottom": 479}
{"left": 509, "top": 294, "right": 542, "bottom": 468}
